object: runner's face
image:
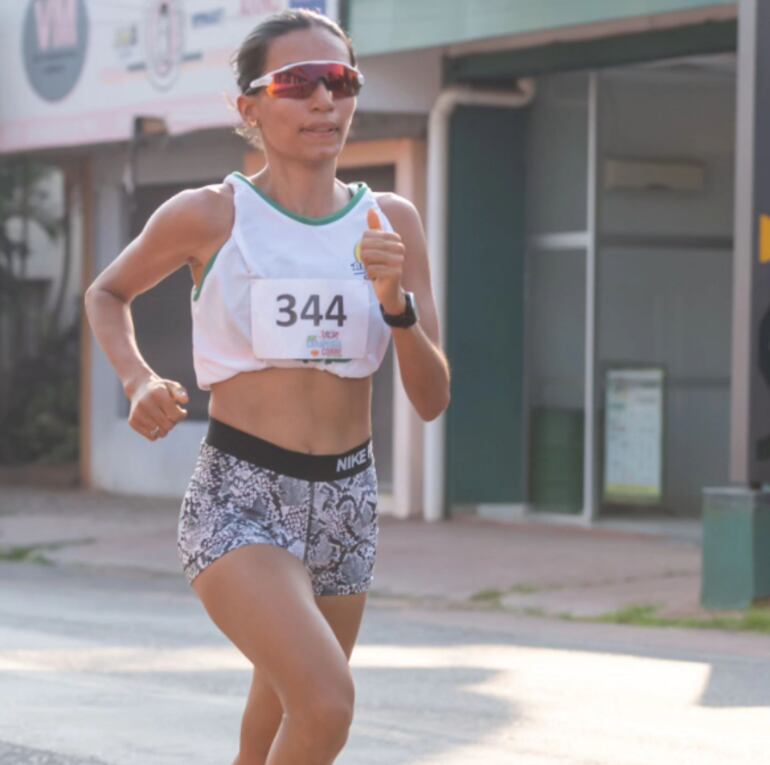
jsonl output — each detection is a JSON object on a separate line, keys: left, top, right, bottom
{"left": 243, "top": 27, "right": 356, "bottom": 162}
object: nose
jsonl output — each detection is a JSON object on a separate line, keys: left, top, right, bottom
{"left": 309, "top": 78, "right": 335, "bottom": 106}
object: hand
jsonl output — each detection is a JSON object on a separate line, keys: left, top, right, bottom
{"left": 359, "top": 208, "right": 407, "bottom": 314}
{"left": 128, "top": 375, "right": 189, "bottom": 441}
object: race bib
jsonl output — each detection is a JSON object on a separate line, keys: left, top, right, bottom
{"left": 250, "top": 279, "right": 370, "bottom": 360}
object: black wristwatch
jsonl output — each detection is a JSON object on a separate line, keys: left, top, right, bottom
{"left": 380, "top": 291, "right": 418, "bottom": 328}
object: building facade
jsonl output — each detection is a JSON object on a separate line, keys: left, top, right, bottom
{"left": 4, "top": 0, "right": 764, "bottom": 531}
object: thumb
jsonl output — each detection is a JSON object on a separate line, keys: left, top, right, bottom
{"left": 367, "top": 208, "right": 382, "bottom": 230}
{"left": 164, "top": 380, "right": 189, "bottom": 404}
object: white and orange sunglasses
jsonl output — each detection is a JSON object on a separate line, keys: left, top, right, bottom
{"left": 246, "top": 59, "right": 365, "bottom": 99}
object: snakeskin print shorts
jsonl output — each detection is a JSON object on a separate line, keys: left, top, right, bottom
{"left": 177, "top": 418, "right": 379, "bottom": 596}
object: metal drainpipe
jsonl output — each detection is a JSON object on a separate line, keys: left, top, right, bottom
{"left": 423, "top": 80, "right": 537, "bottom": 523}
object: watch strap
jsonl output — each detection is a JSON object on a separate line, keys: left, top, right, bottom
{"left": 380, "top": 291, "right": 417, "bottom": 328}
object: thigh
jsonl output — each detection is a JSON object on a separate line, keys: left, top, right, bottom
{"left": 246, "top": 593, "right": 367, "bottom": 689}
{"left": 241, "top": 591, "right": 367, "bottom": 731}
{"left": 314, "top": 592, "right": 368, "bottom": 661}
{"left": 191, "top": 542, "right": 354, "bottom": 708}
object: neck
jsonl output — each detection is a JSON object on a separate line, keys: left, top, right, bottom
{"left": 252, "top": 159, "right": 349, "bottom": 219}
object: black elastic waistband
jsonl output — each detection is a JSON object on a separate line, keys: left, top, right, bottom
{"left": 205, "top": 417, "right": 373, "bottom": 481}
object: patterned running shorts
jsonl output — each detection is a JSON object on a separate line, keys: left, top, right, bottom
{"left": 177, "top": 418, "right": 379, "bottom": 596}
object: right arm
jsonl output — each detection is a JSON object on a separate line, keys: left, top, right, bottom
{"left": 84, "top": 185, "right": 233, "bottom": 441}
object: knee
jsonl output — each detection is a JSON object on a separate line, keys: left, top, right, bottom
{"left": 291, "top": 684, "right": 355, "bottom": 750}
{"left": 305, "top": 690, "right": 355, "bottom": 734}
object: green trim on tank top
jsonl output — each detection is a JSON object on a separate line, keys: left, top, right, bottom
{"left": 232, "top": 171, "right": 367, "bottom": 226}
{"left": 192, "top": 245, "right": 222, "bottom": 302}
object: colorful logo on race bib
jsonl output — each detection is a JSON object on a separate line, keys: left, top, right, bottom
{"left": 306, "top": 329, "right": 343, "bottom": 358}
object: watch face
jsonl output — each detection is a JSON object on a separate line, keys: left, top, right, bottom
{"left": 406, "top": 292, "right": 417, "bottom": 321}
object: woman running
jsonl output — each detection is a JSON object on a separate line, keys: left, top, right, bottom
{"left": 85, "top": 8, "right": 450, "bottom": 765}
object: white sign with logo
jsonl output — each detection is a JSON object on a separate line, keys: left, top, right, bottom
{"left": 602, "top": 367, "right": 665, "bottom": 505}
{"left": 0, "top": 0, "right": 339, "bottom": 152}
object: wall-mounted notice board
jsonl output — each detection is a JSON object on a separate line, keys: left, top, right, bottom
{"left": 603, "top": 366, "right": 665, "bottom": 505}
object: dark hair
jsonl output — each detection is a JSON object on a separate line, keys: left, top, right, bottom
{"left": 232, "top": 8, "right": 356, "bottom": 95}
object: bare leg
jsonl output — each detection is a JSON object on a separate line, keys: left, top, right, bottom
{"left": 233, "top": 592, "right": 366, "bottom": 765}
{"left": 232, "top": 666, "right": 284, "bottom": 765}
{"left": 233, "top": 591, "right": 368, "bottom": 764}
{"left": 192, "top": 543, "right": 358, "bottom": 765}
{"left": 233, "top": 593, "right": 368, "bottom": 764}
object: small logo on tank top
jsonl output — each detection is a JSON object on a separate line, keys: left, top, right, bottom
{"left": 351, "top": 241, "right": 369, "bottom": 279}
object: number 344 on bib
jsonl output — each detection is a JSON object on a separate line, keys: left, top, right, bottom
{"left": 250, "top": 278, "right": 371, "bottom": 360}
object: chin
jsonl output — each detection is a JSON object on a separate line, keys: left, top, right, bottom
{"left": 303, "top": 145, "right": 344, "bottom": 162}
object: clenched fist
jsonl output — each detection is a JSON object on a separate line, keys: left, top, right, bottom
{"left": 358, "top": 208, "right": 407, "bottom": 315}
{"left": 128, "top": 376, "right": 188, "bottom": 441}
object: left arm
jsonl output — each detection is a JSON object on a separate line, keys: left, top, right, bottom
{"left": 359, "top": 193, "right": 451, "bottom": 421}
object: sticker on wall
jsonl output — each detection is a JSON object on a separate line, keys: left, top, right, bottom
{"left": 240, "top": 0, "right": 283, "bottom": 15}
{"left": 22, "top": 0, "right": 89, "bottom": 102}
{"left": 290, "top": 0, "right": 327, "bottom": 13}
{"left": 145, "top": 0, "right": 186, "bottom": 91}
{"left": 760, "top": 214, "right": 770, "bottom": 264}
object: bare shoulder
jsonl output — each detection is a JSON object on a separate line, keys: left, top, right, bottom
{"left": 152, "top": 181, "right": 233, "bottom": 260}
{"left": 86, "top": 180, "right": 235, "bottom": 302}
{"left": 372, "top": 191, "right": 421, "bottom": 234}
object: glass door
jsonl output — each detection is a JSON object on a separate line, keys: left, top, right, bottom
{"left": 524, "top": 72, "right": 590, "bottom": 516}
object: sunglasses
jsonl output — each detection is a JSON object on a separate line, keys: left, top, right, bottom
{"left": 246, "top": 59, "right": 364, "bottom": 99}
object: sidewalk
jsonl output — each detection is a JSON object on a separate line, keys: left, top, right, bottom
{"left": 0, "top": 484, "right": 725, "bottom": 623}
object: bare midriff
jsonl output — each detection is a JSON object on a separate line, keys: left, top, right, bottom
{"left": 208, "top": 366, "right": 373, "bottom": 455}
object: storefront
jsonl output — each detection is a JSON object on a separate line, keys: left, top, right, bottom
{"left": 348, "top": 0, "right": 746, "bottom": 526}
{"left": 0, "top": 0, "right": 436, "bottom": 517}
{"left": 5, "top": 0, "right": 763, "bottom": 531}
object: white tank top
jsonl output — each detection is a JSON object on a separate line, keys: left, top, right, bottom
{"left": 190, "top": 171, "right": 393, "bottom": 391}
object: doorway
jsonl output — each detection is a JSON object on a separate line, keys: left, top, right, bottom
{"left": 0, "top": 158, "right": 86, "bottom": 484}
{"left": 523, "top": 56, "right": 736, "bottom": 524}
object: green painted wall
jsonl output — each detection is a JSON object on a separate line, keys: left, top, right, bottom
{"left": 349, "top": 0, "right": 734, "bottom": 56}
{"left": 446, "top": 106, "right": 528, "bottom": 506}
{"left": 445, "top": 20, "right": 736, "bottom": 82}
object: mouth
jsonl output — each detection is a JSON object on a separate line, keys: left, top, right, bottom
{"left": 300, "top": 126, "right": 339, "bottom": 135}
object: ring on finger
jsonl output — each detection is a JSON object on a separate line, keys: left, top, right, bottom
{"left": 149, "top": 426, "right": 161, "bottom": 438}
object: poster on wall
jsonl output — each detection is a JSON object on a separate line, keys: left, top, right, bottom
{"left": 0, "top": 0, "right": 339, "bottom": 152}
{"left": 602, "top": 366, "right": 664, "bottom": 505}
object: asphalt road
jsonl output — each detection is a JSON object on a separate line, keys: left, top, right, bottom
{"left": 1, "top": 559, "right": 769, "bottom": 765}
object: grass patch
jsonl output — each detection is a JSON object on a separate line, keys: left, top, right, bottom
{"left": 507, "top": 583, "right": 542, "bottom": 594}
{"left": 594, "top": 604, "right": 662, "bottom": 624}
{"left": 0, "top": 544, "right": 54, "bottom": 565}
{"left": 572, "top": 602, "right": 770, "bottom": 633}
{"left": 472, "top": 593, "right": 770, "bottom": 634}
{"left": 469, "top": 582, "right": 546, "bottom": 603}
{"left": 519, "top": 606, "right": 548, "bottom": 618}
{"left": 469, "top": 588, "right": 504, "bottom": 603}
{"left": 0, "top": 537, "right": 96, "bottom": 566}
